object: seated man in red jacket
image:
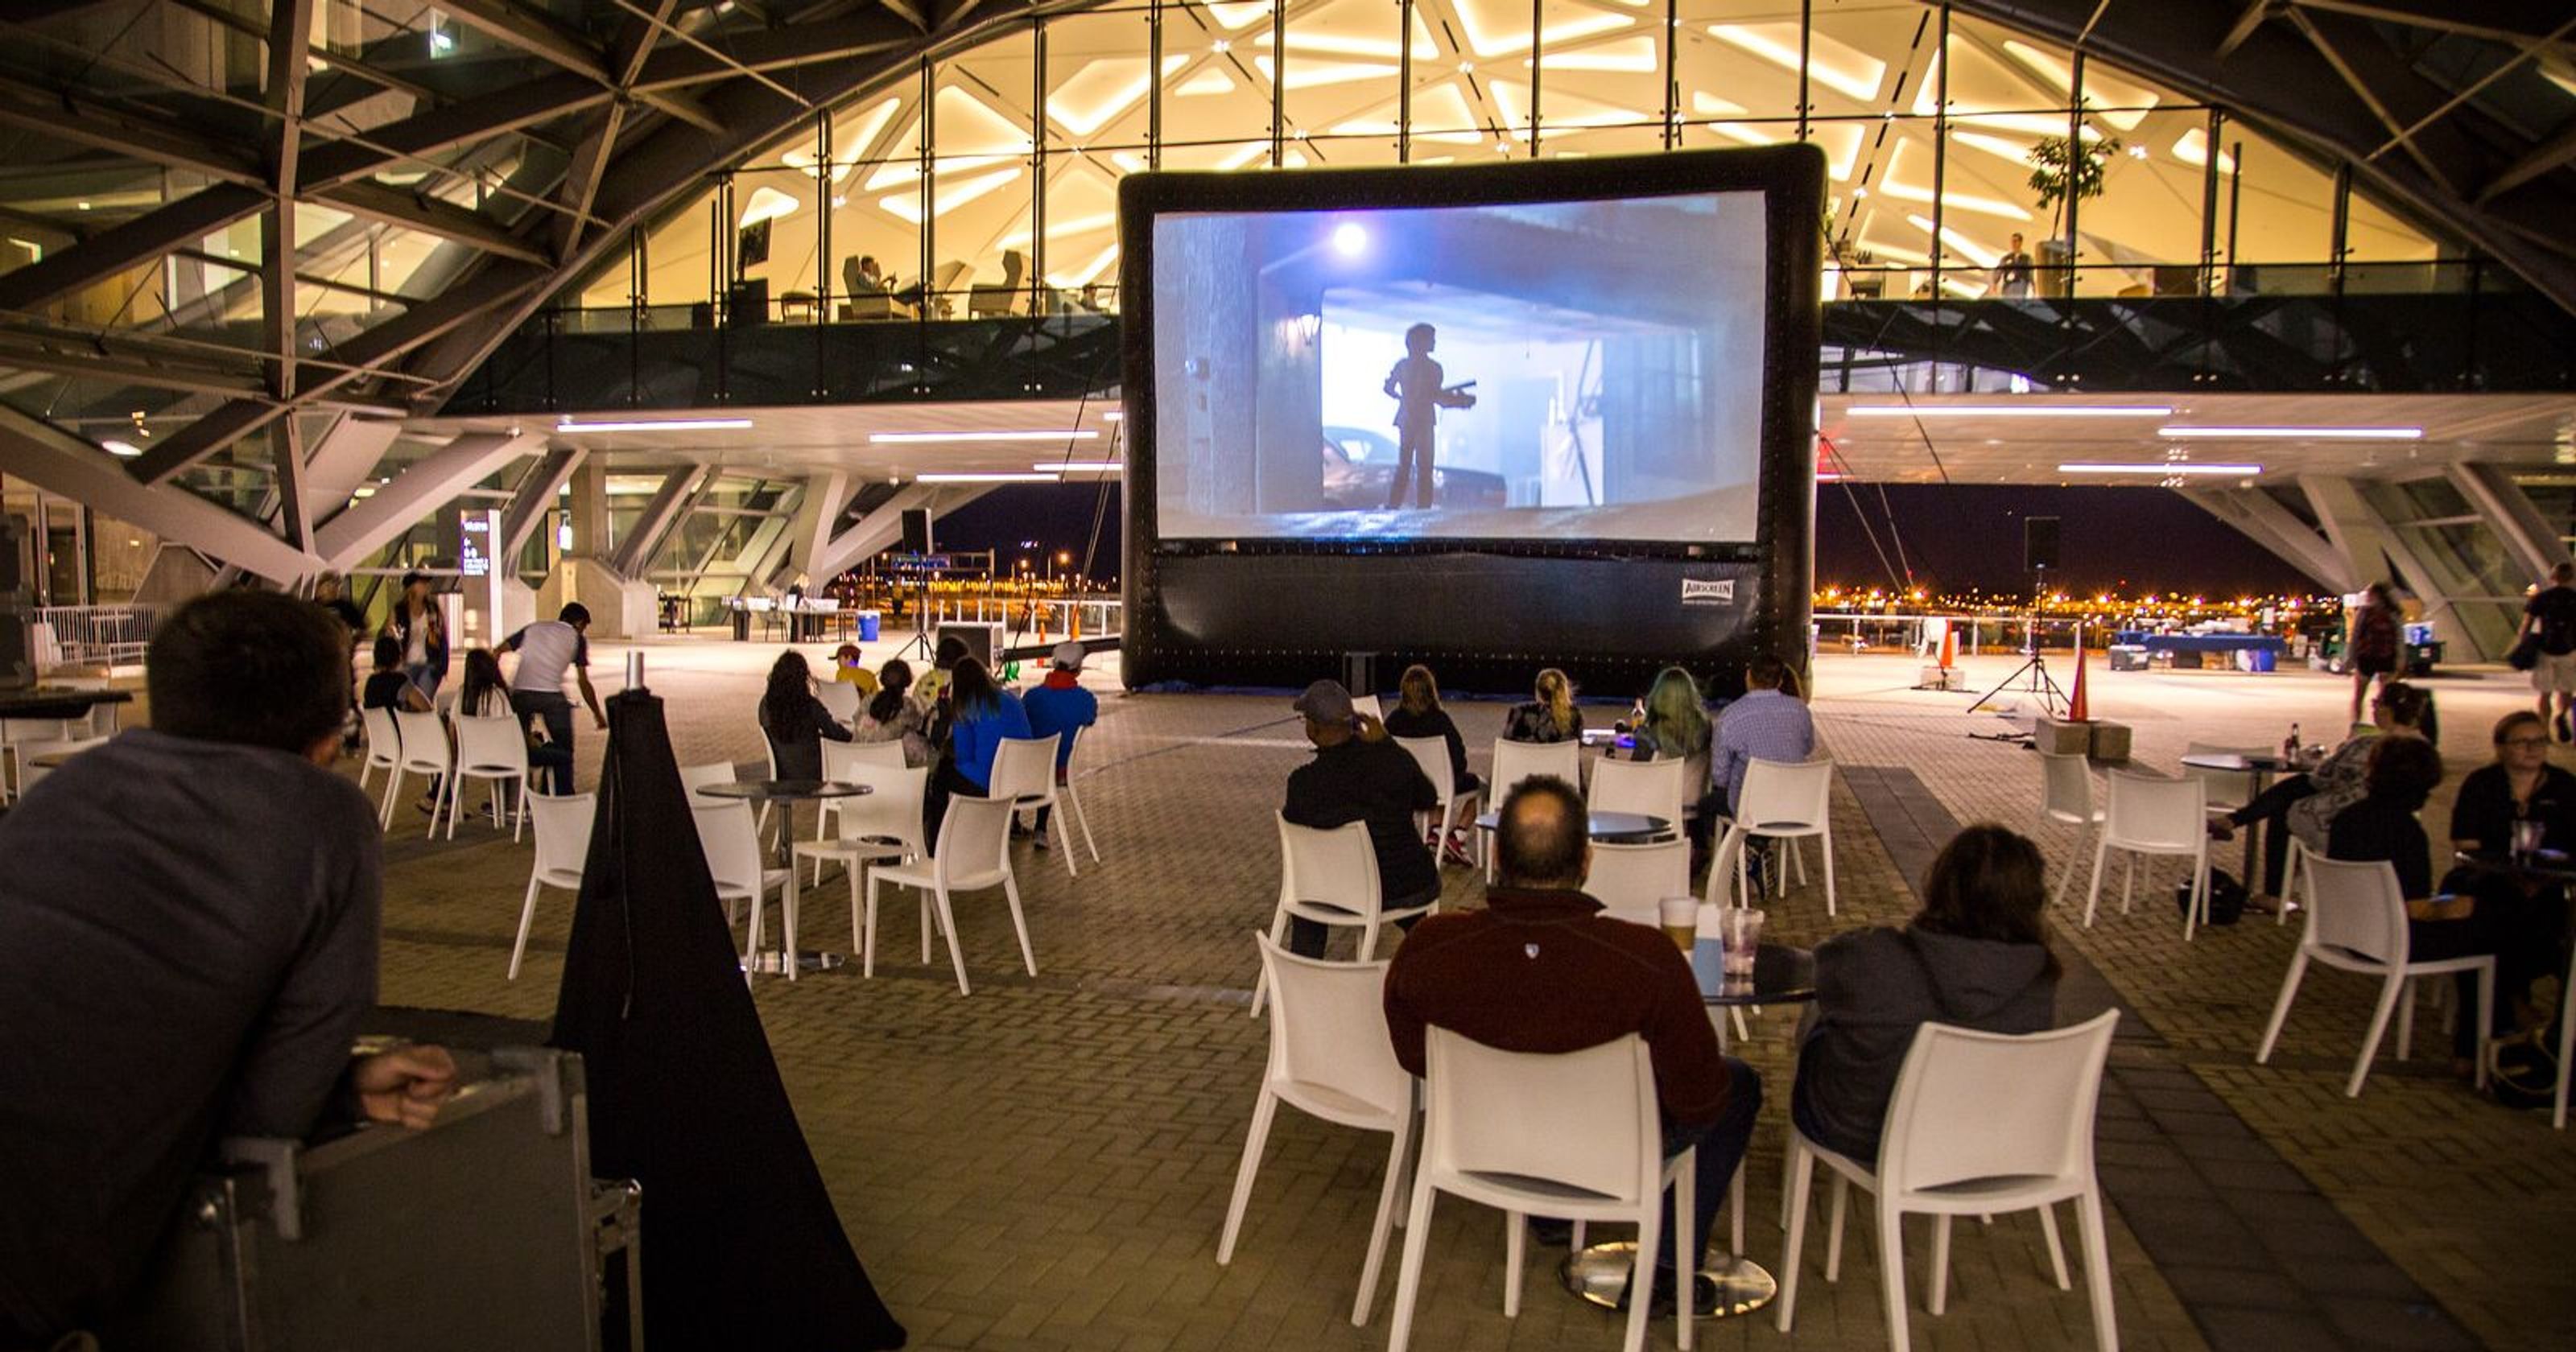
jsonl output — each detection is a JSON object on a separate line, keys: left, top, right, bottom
{"left": 1385, "top": 775, "right": 1761, "bottom": 1314}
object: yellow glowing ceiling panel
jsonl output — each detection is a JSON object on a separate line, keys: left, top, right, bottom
{"left": 1710, "top": 23, "right": 1885, "bottom": 103}
{"left": 1202, "top": 2, "right": 1274, "bottom": 31}
{"left": 2000, "top": 40, "right": 2159, "bottom": 130}
{"left": 1452, "top": 0, "right": 1633, "bottom": 60}
{"left": 1251, "top": 56, "right": 1402, "bottom": 89}
{"left": 1174, "top": 67, "right": 1238, "bottom": 97}
{"left": 877, "top": 166, "right": 1022, "bottom": 224}
{"left": 1047, "top": 59, "right": 1163, "bottom": 136}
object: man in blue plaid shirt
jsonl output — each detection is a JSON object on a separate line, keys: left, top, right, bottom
{"left": 1711, "top": 653, "right": 1814, "bottom": 816}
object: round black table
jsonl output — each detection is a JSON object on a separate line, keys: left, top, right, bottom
{"left": 697, "top": 779, "right": 872, "bottom": 977}
{"left": 2450, "top": 848, "right": 2576, "bottom": 888}
{"left": 1472, "top": 809, "right": 1671, "bottom": 843}
{"left": 1561, "top": 943, "right": 1818, "bottom": 1322}
{"left": 2180, "top": 752, "right": 2304, "bottom": 887}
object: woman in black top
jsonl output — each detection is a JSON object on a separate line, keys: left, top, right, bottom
{"left": 757, "top": 650, "right": 852, "bottom": 782}
{"left": 1501, "top": 667, "right": 1583, "bottom": 744}
{"left": 361, "top": 634, "right": 431, "bottom": 715}
{"left": 2326, "top": 736, "right": 2505, "bottom": 1064}
{"left": 1385, "top": 665, "right": 1480, "bottom": 865}
{"left": 2443, "top": 711, "right": 2576, "bottom": 1044}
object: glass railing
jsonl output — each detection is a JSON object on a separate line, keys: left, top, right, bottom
{"left": 1826, "top": 258, "right": 2533, "bottom": 303}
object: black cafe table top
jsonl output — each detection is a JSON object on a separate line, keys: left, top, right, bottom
{"left": 1472, "top": 809, "right": 1671, "bottom": 843}
{"left": 0, "top": 686, "right": 133, "bottom": 721}
{"left": 2451, "top": 848, "right": 2576, "bottom": 888}
{"left": 696, "top": 779, "right": 872, "bottom": 805}
{"left": 1701, "top": 942, "right": 1818, "bottom": 1008}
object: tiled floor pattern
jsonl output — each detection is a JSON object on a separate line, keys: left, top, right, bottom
{"left": 345, "top": 635, "right": 2574, "bottom": 1350}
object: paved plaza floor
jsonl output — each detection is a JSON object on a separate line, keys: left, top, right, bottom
{"left": 358, "top": 636, "right": 2576, "bottom": 1351}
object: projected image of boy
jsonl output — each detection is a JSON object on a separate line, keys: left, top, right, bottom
{"left": 1381, "top": 323, "right": 1476, "bottom": 509}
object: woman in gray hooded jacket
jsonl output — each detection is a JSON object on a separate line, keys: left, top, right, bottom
{"left": 1791, "top": 823, "right": 2061, "bottom": 1162}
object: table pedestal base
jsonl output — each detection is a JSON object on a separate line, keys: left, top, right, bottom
{"left": 744, "top": 950, "right": 848, "bottom": 976}
{"left": 1558, "top": 1241, "right": 1775, "bottom": 1319}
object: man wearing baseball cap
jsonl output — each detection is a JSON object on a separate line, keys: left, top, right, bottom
{"left": 1019, "top": 641, "right": 1098, "bottom": 848}
{"left": 1280, "top": 678, "right": 1441, "bottom": 955}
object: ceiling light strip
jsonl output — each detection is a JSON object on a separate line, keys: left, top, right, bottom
{"left": 2057, "top": 463, "right": 2263, "bottom": 476}
{"left": 870, "top": 430, "right": 1100, "bottom": 444}
{"left": 1845, "top": 405, "right": 2174, "bottom": 418}
{"left": 556, "top": 417, "right": 754, "bottom": 433}
{"left": 914, "top": 472, "right": 1064, "bottom": 483}
{"left": 2157, "top": 425, "right": 2422, "bottom": 440}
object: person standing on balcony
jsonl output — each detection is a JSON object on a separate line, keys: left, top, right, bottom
{"left": 1992, "top": 233, "right": 2036, "bottom": 298}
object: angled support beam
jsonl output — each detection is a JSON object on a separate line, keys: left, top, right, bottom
{"left": 0, "top": 185, "right": 267, "bottom": 315}
{"left": 432, "top": 0, "right": 613, "bottom": 84}
{"left": 302, "top": 413, "right": 405, "bottom": 521}
{"left": 2446, "top": 462, "right": 2568, "bottom": 583}
{"left": 807, "top": 483, "right": 955, "bottom": 583}
{"left": 774, "top": 468, "right": 852, "bottom": 587}
{"left": 313, "top": 182, "right": 554, "bottom": 265}
{"left": 295, "top": 72, "right": 612, "bottom": 193}
{"left": 2284, "top": 8, "right": 2464, "bottom": 198}
{"left": 630, "top": 12, "right": 921, "bottom": 93}
{"left": 2177, "top": 485, "right": 2355, "bottom": 592}
{"left": 0, "top": 80, "right": 264, "bottom": 184}
{"left": 2216, "top": 2, "right": 2277, "bottom": 60}
{"left": 0, "top": 333, "right": 264, "bottom": 401}
{"left": 0, "top": 406, "right": 317, "bottom": 583}
{"left": 2478, "top": 117, "right": 2576, "bottom": 205}
{"left": 500, "top": 446, "right": 588, "bottom": 562}
{"left": 315, "top": 432, "right": 540, "bottom": 571}
{"left": 607, "top": 465, "right": 700, "bottom": 576}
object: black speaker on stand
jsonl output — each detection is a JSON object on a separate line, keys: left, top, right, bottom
{"left": 2023, "top": 516, "right": 2061, "bottom": 574}
{"left": 898, "top": 508, "right": 934, "bottom": 555}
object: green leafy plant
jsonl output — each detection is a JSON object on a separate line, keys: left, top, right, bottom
{"left": 2026, "top": 131, "right": 2121, "bottom": 229}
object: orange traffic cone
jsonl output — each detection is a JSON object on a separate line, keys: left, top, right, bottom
{"left": 2067, "top": 623, "right": 2091, "bottom": 722}
{"left": 1938, "top": 624, "right": 1958, "bottom": 670}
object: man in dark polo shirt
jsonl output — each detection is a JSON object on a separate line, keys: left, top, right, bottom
{"left": 0, "top": 591, "right": 456, "bottom": 1346}
{"left": 1385, "top": 774, "right": 1761, "bottom": 1313}
{"left": 1281, "top": 678, "right": 1440, "bottom": 957}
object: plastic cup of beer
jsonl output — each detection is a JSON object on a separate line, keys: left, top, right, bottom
{"left": 1724, "top": 909, "right": 1765, "bottom": 977}
{"left": 1658, "top": 896, "right": 1698, "bottom": 953}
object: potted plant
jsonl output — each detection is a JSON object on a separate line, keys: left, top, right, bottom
{"left": 2025, "top": 127, "right": 2120, "bottom": 296}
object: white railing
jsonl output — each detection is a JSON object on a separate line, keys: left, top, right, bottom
{"left": 927, "top": 596, "right": 1121, "bottom": 638}
{"left": 31, "top": 604, "right": 160, "bottom": 669}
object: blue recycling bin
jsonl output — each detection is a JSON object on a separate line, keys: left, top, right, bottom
{"left": 2248, "top": 647, "right": 2276, "bottom": 672}
{"left": 857, "top": 610, "right": 881, "bottom": 642}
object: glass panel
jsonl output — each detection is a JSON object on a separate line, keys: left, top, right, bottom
{"left": 636, "top": 179, "right": 718, "bottom": 315}
{"left": 735, "top": 163, "right": 820, "bottom": 319}
{"left": 1275, "top": 0, "right": 1406, "bottom": 155}
{"left": 937, "top": 27, "right": 1039, "bottom": 315}
{"left": 2213, "top": 122, "right": 2335, "bottom": 290}
{"left": 1162, "top": 2, "right": 1282, "bottom": 158}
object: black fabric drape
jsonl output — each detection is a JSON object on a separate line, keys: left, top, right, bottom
{"left": 551, "top": 690, "right": 906, "bottom": 1349}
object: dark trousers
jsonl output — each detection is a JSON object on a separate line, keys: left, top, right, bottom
{"left": 2227, "top": 774, "right": 2318, "bottom": 895}
{"left": 1286, "top": 884, "right": 1437, "bottom": 958}
{"left": 1656, "top": 1060, "right": 1764, "bottom": 1280}
{"left": 510, "top": 690, "right": 576, "bottom": 794}
{"left": 2432, "top": 881, "right": 2574, "bottom": 1056}
{"left": 923, "top": 760, "right": 985, "bottom": 847}
{"left": 1386, "top": 428, "right": 1435, "bottom": 509}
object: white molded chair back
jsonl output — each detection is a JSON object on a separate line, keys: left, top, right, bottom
{"left": 2183, "top": 742, "right": 2268, "bottom": 813}
{"left": 1279, "top": 815, "right": 1383, "bottom": 921}
{"left": 2039, "top": 752, "right": 2097, "bottom": 826}
{"left": 390, "top": 708, "right": 452, "bottom": 838}
{"left": 989, "top": 733, "right": 1060, "bottom": 804}
{"left": 445, "top": 711, "right": 530, "bottom": 839}
{"left": 359, "top": 705, "right": 401, "bottom": 783}
{"left": 931, "top": 791, "right": 1015, "bottom": 888}
{"left": 1389, "top": 1030, "right": 1695, "bottom": 1352}
{"left": 835, "top": 762, "right": 931, "bottom": 858}
{"left": 1053, "top": 723, "right": 1103, "bottom": 864}
{"left": 510, "top": 792, "right": 597, "bottom": 979}
{"left": 1880, "top": 1012, "right": 2120, "bottom": 1197}
{"left": 679, "top": 761, "right": 737, "bottom": 798}
{"left": 1490, "top": 737, "right": 1580, "bottom": 801}
{"left": 1392, "top": 734, "right": 1456, "bottom": 802}
{"left": 1589, "top": 755, "right": 1687, "bottom": 826}
{"left": 2102, "top": 771, "right": 2207, "bottom": 851}
{"left": 692, "top": 799, "right": 770, "bottom": 902}
{"left": 815, "top": 680, "right": 863, "bottom": 723}
{"left": 2300, "top": 854, "right": 2409, "bottom": 966}
{"left": 825, "top": 739, "right": 910, "bottom": 776}
{"left": 1736, "top": 756, "right": 1830, "bottom": 831}
{"left": 1584, "top": 839, "right": 1690, "bottom": 927}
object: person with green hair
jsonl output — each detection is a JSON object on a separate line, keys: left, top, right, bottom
{"left": 1630, "top": 666, "right": 1715, "bottom": 862}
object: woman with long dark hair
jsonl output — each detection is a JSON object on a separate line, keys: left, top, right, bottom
{"left": 2347, "top": 581, "right": 2404, "bottom": 726}
{"left": 456, "top": 647, "right": 510, "bottom": 719}
{"left": 758, "top": 650, "right": 852, "bottom": 782}
{"left": 854, "top": 657, "right": 930, "bottom": 767}
{"left": 2211, "top": 679, "right": 2436, "bottom": 897}
{"left": 923, "top": 657, "right": 1030, "bottom": 840}
{"left": 1790, "top": 824, "right": 2060, "bottom": 1161}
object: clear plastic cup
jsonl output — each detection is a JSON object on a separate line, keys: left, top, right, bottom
{"left": 1724, "top": 909, "right": 1765, "bottom": 977}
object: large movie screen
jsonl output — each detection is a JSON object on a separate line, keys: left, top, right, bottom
{"left": 1149, "top": 193, "right": 1766, "bottom": 542}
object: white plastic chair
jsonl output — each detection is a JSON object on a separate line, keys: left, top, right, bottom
{"left": 989, "top": 733, "right": 1077, "bottom": 879}
{"left": 1711, "top": 757, "right": 1835, "bottom": 914}
{"left": 864, "top": 793, "right": 1032, "bottom": 995}
{"left": 2037, "top": 751, "right": 2103, "bottom": 909}
{"left": 794, "top": 763, "right": 930, "bottom": 951}
{"left": 13, "top": 736, "right": 107, "bottom": 794}
{"left": 1584, "top": 839, "right": 1691, "bottom": 927}
{"left": 815, "top": 740, "right": 911, "bottom": 866}
{"left": 1218, "top": 934, "right": 1416, "bottom": 1327}
{"left": 2557, "top": 942, "right": 2575, "bottom": 1131}
{"left": 443, "top": 712, "right": 530, "bottom": 841}
{"left": 510, "top": 792, "right": 595, "bottom": 979}
{"left": 386, "top": 708, "right": 452, "bottom": 838}
{"left": 1386, "top": 1031, "right": 1699, "bottom": 1352}
{"left": 1486, "top": 738, "right": 1583, "bottom": 880}
{"left": 2183, "top": 742, "right": 2268, "bottom": 815}
{"left": 1590, "top": 755, "right": 1688, "bottom": 833}
{"left": 1393, "top": 734, "right": 1481, "bottom": 868}
{"left": 2084, "top": 772, "right": 2211, "bottom": 937}
{"left": 679, "top": 760, "right": 738, "bottom": 799}
{"left": 1052, "top": 723, "right": 1103, "bottom": 865}
{"left": 357, "top": 705, "right": 401, "bottom": 800}
{"left": 815, "top": 679, "right": 863, "bottom": 723}
{"left": 691, "top": 799, "right": 793, "bottom": 978}
{"left": 1777, "top": 1011, "right": 2123, "bottom": 1352}
{"left": 0, "top": 716, "right": 72, "bottom": 802}
{"left": 1251, "top": 815, "right": 1438, "bottom": 1017}
{"left": 2255, "top": 855, "right": 2495, "bottom": 1098}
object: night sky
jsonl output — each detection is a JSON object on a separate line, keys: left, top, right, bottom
{"left": 925, "top": 482, "right": 2318, "bottom": 597}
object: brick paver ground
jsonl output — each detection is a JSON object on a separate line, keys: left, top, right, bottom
{"left": 347, "top": 635, "right": 2574, "bottom": 1350}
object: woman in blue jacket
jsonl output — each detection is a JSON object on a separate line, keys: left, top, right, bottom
{"left": 926, "top": 657, "right": 1030, "bottom": 843}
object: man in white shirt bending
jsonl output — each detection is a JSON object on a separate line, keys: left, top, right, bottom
{"left": 500, "top": 602, "right": 605, "bottom": 793}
